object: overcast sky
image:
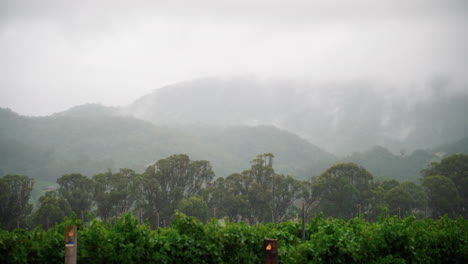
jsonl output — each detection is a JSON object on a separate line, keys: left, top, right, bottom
{"left": 1, "top": 0, "right": 467, "bottom": 116}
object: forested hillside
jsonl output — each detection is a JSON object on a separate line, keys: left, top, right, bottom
{"left": 2, "top": 104, "right": 468, "bottom": 188}
{"left": 337, "top": 137, "right": 468, "bottom": 181}
{"left": 433, "top": 137, "right": 468, "bottom": 154}
{"left": 126, "top": 77, "right": 468, "bottom": 155}
{"left": 0, "top": 106, "right": 335, "bottom": 183}
{"left": 0, "top": 106, "right": 180, "bottom": 181}
{"left": 341, "top": 146, "right": 437, "bottom": 181}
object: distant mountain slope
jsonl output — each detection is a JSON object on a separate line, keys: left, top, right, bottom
{"left": 0, "top": 107, "right": 182, "bottom": 180}
{"left": 432, "top": 137, "right": 468, "bottom": 155}
{"left": 335, "top": 136, "right": 468, "bottom": 182}
{"left": 52, "top": 103, "right": 121, "bottom": 118}
{"left": 126, "top": 77, "right": 468, "bottom": 155}
{"left": 0, "top": 106, "right": 335, "bottom": 181}
{"left": 340, "top": 146, "right": 437, "bottom": 181}
{"left": 180, "top": 125, "right": 336, "bottom": 178}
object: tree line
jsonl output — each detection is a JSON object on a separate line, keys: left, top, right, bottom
{"left": 1, "top": 153, "right": 467, "bottom": 230}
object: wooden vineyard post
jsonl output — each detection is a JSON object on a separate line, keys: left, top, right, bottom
{"left": 65, "top": 225, "right": 77, "bottom": 264}
{"left": 263, "top": 238, "right": 278, "bottom": 264}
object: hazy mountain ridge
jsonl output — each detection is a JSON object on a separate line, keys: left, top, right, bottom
{"left": 0, "top": 106, "right": 336, "bottom": 182}
{"left": 51, "top": 103, "right": 123, "bottom": 118}
{"left": 1, "top": 102, "right": 467, "bottom": 186}
{"left": 126, "top": 77, "right": 468, "bottom": 155}
{"left": 0, "top": 106, "right": 180, "bottom": 180}
{"left": 2, "top": 75, "right": 468, "bottom": 184}
{"left": 340, "top": 146, "right": 437, "bottom": 181}
{"left": 432, "top": 137, "right": 468, "bottom": 155}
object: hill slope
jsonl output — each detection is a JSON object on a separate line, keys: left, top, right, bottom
{"left": 335, "top": 137, "right": 468, "bottom": 182}
{"left": 126, "top": 77, "right": 468, "bottom": 155}
{"left": 0, "top": 106, "right": 335, "bottom": 182}
{"left": 432, "top": 137, "right": 468, "bottom": 155}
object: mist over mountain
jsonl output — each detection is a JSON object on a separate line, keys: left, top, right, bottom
{"left": 2, "top": 76, "right": 468, "bottom": 187}
{"left": 2, "top": 95, "right": 467, "bottom": 190}
{"left": 0, "top": 106, "right": 335, "bottom": 182}
{"left": 52, "top": 104, "right": 122, "bottom": 118}
{"left": 126, "top": 77, "right": 468, "bottom": 155}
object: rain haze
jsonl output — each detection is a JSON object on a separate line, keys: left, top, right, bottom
{"left": 1, "top": 0, "right": 468, "bottom": 116}
{"left": 2, "top": 1, "right": 468, "bottom": 239}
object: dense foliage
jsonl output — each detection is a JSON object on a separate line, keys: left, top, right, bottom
{"left": 1, "top": 154, "right": 467, "bottom": 262}
{"left": 422, "top": 154, "right": 468, "bottom": 218}
{"left": 343, "top": 146, "right": 437, "bottom": 181}
{"left": 0, "top": 175, "right": 34, "bottom": 230}
{"left": 3, "top": 105, "right": 468, "bottom": 184}
{"left": 1, "top": 153, "right": 467, "bottom": 230}
{"left": 0, "top": 106, "right": 335, "bottom": 182}
{"left": 0, "top": 212, "right": 466, "bottom": 263}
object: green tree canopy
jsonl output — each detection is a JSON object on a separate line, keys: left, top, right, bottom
{"left": 0, "top": 175, "right": 34, "bottom": 230}
{"left": 271, "top": 174, "right": 303, "bottom": 223}
{"left": 242, "top": 154, "right": 275, "bottom": 223}
{"left": 57, "top": 173, "right": 95, "bottom": 215}
{"left": 311, "top": 162, "right": 374, "bottom": 220}
{"left": 93, "top": 168, "right": 136, "bottom": 221}
{"left": 178, "top": 196, "right": 209, "bottom": 223}
{"left": 422, "top": 175, "right": 461, "bottom": 218}
{"left": 137, "top": 154, "right": 215, "bottom": 227}
{"left": 384, "top": 186, "right": 416, "bottom": 217}
{"left": 207, "top": 154, "right": 304, "bottom": 223}
{"left": 422, "top": 154, "right": 468, "bottom": 217}
{"left": 400, "top": 181, "right": 427, "bottom": 212}
{"left": 207, "top": 173, "right": 252, "bottom": 222}
{"left": 32, "top": 190, "right": 71, "bottom": 229}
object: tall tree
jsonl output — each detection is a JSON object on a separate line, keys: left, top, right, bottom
{"left": 32, "top": 191, "right": 71, "bottom": 229}
{"left": 207, "top": 154, "right": 305, "bottom": 223}
{"left": 242, "top": 154, "right": 276, "bottom": 223}
{"left": 138, "top": 154, "right": 214, "bottom": 226}
{"left": 206, "top": 173, "right": 252, "bottom": 222}
{"left": 134, "top": 171, "right": 163, "bottom": 227}
{"left": 57, "top": 173, "right": 95, "bottom": 215}
{"left": 93, "top": 169, "right": 136, "bottom": 221}
{"left": 380, "top": 181, "right": 428, "bottom": 218}
{"left": 270, "top": 174, "right": 302, "bottom": 223}
{"left": 0, "top": 175, "right": 34, "bottom": 230}
{"left": 178, "top": 196, "right": 209, "bottom": 223}
{"left": 422, "top": 154, "right": 468, "bottom": 217}
{"left": 384, "top": 186, "right": 416, "bottom": 217}
{"left": 364, "top": 182, "right": 388, "bottom": 221}
{"left": 311, "top": 162, "right": 374, "bottom": 220}
{"left": 399, "top": 181, "right": 427, "bottom": 214}
{"left": 422, "top": 175, "right": 461, "bottom": 218}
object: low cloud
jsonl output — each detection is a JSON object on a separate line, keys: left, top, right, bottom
{"left": 1, "top": 0, "right": 467, "bottom": 115}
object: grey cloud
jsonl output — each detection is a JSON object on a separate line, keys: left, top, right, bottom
{"left": 2, "top": 0, "right": 467, "bottom": 23}
{"left": 0, "top": 0, "right": 467, "bottom": 116}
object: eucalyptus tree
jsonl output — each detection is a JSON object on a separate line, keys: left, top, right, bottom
{"left": 422, "top": 154, "right": 468, "bottom": 217}
{"left": 93, "top": 168, "right": 137, "bottom": 221}
{"left": 178, "top": 196, "right": 209, "bottom": 223}
{"left": 311, "top": 162, "right": 374, "bottom": 220}
{"left": 57, "top": 173, "right": 94, "bottom": 215}
{"left": 207, "top": 153, "right": 303, "bottom": 223}
{"left": 0, "top": 175, "right": 34, "bottom": 230}
{"left": 206, "top": 173, "right": 252, "bottom": 222}
{"left": 242, "top": 154, "right": 275, "bottom": 223}
{"left": 137, "top": 154, "right": 215, "bottom": 227}
{"left": 33, "top": 190, "right": 71, "bottom": 229}
{"left": 270, "top": 174, "right": 302, "bottom": 223}
{"left": 422, "top": 175, "right": 461, "bottom": 218}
